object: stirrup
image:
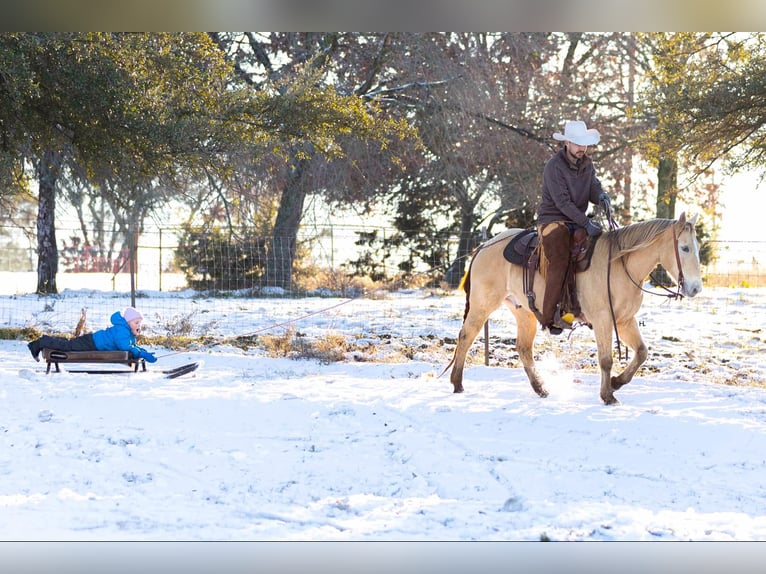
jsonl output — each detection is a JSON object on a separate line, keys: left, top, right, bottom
{"left": 551, "top": 301, "right": 576, "bottom": 329}
{"left": 544, "top": 323, "right": 564, "bottom": 335}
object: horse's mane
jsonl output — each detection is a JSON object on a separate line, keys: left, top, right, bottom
{"left": 604, "top": 218, "right": 676, "bottom": 259}
{"left": 477, "top": 219, "right": 679, "bottom": 262}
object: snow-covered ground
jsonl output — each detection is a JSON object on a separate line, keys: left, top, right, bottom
{"left": 1, "top": 285, "right": 765, "bottom": 543}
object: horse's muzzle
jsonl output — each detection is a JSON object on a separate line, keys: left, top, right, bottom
{"left": 683, "top": 279, "right": 702, "bottom": 298}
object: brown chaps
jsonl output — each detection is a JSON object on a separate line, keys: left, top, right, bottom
{"left": 538, "top": 222, "right": 573, "bottom": 326}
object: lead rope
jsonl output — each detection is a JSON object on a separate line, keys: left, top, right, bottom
{"left": 601, "top": 198, "right": 625, "bottom": 360}
{"left": 241, "top": 298, "right": 355, "bottom": 337}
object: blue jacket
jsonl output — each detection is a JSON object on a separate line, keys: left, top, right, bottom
{"left": 92, "top": 311, "right": 150, "bottom": 359}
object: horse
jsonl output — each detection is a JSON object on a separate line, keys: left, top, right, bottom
{"left": 443, "top": 212, "right": 703, "bottom": 405}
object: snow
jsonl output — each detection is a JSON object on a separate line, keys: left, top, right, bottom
{"left": 1, "top": 286, "right": 765, "bottom": 542}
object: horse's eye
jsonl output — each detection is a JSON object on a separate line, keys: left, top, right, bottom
{"left": 680, "top": 245, "right": 690, "bottom": 253}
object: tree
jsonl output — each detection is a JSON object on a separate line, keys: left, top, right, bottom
{"left": 205, "top": 33, "right": 669, "bottom": 290}
{"left": 376, "top": 33, "right": 657, "bottom": 286}
{"left": 208, "top": 32, "right": 418, "bottom": 290}
{"left": 4, "top": 32, "right": 395, "bottom": 293}
{"left": 379, "top": 33, "right": 556, "bottom": 287}
{"left": 637, "top": 33, "right": 742, "bottom": 282}
{"left": 0, "top": 33, "right": 234, "bottom": 293}
{"left": 643, "top": 33, "right": 766, "bottom": 174}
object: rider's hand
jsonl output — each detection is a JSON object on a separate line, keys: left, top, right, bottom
{"left": 585, "top": 219, "right": 602, "bottom": 237}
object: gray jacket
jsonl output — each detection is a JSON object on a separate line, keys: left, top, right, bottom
{"left": 536, "top": 148, "right": 604, "bottom": 228}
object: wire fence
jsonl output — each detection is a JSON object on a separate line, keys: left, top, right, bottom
{"left": 0, "top": 226, "right": 764, "bottom": 338}
{"left": 0, "top": 225, "right": 459, "bottom": 294}
{"left": 703, "top": 240, "right": 766, "bottom": 288}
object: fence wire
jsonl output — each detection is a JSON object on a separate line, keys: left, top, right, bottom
{"left": 0, "top": 227, "right": 763, "bottom": 341}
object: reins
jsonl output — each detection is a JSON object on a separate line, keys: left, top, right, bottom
{"left": 604, "top": 206, "right": 687, "bottom": 361}
{"left": 602, "top": 199, "right": 625, "bottom": 360}
{"left": 617, "top": 227, "right": 686, "bottom": 301}
{"left": 609, "top": 223, "right": 684, "bottom": 299}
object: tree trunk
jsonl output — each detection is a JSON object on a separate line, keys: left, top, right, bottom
{"left": 444, "top": 207, "right": 478, "bottom": 289}
{"left": 35, "top": 147, "right": 64, "bottom": 294}
{"left": 623, "top": 33, "right": 637, "bottom": 223}
{"left": 656, "top": 156, "right": 677, "bottom": 219}
{"left": 264, "top": 154, "right": 308, "bottom": 290}
{"left": 652, "top": 156, "right": 678, "bottom": 286}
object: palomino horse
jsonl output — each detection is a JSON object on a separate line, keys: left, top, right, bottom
{"left": 444, "top": 212, "right": 703, "bottom": 405}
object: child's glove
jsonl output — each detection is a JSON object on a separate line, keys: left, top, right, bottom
{"left": 138, "top": 349, "right": 157, "bottom": 363}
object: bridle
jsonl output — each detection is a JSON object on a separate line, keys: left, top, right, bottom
{"left": 619, "top": 224, "right": 687, "bottom": 302}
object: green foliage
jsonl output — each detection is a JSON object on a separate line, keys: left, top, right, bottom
{"left": 244, "top": 65, "right": 415, "bottom": 158}
{"left": 0, "top": 33, "right": 231, "bottom": 179}
{"left": 345, "top": 230, "right": 391, "bottom": 282}
{"left": 641, "top": 33, "right": 766, "bottom": 172}
{"left": 174, "top": 224, "right": 267, "bottom": 291}
{"left": 215, "top": 58, "right": 417, "bottom": 170}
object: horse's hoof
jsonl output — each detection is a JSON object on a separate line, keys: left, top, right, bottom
{"left": 453, "top": 385, "right": 464, "bottom": 394}
{"left": 534, "top": 387, "right": 549, "bottom": 398}
{"left": 611, "top": 377, "right": 625, "bottom": 390}
{"left": 602, "top": 396, "right": 620, "bottom": 406}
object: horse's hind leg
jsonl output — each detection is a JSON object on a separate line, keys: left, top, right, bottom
{"left": 610, "top": 318, "right": 648, "bottom": 391}
{"left": 449, "top": 310, "right": 490, "bottom": 393}
{"left": 510, "top": 306, "right": 548, "bottom": 398}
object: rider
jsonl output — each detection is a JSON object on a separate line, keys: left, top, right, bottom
{"left": 536, "top": 120, "right": 611, "bottom": 335}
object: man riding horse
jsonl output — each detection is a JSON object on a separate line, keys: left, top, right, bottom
{"left": 537, "top": 120, "right": 611, "bottom": 335}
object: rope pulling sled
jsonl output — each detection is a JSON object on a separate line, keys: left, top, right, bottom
{"left": 38, "top": 298, "right": 355, "bottom": 378}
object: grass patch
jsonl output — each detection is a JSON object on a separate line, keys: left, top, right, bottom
{"left": 0, "top": 327, "right": 46, "bottom": 340}
{"left": 259, "top": 328, "right": 351, "bottom": 363}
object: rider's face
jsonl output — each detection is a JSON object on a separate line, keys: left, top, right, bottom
{"left": 565, "top": 141, "right": 588, "bottom": 161}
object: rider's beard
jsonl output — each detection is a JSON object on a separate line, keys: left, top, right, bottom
{"left": 565, "top": 147, "right": 585, "bottom": 165}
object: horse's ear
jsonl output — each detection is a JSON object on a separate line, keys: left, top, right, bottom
{"left": 688, "top": 213, "right": 699, "bottom": 226}
{"left": 674, "top": 212, "right": 690, "bottom": 237}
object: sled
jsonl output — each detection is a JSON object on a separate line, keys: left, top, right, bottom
{"left": 42, "top": 349, "right": 145, "bottom": 374}
{"left": 41, "top": 349, "right": 201, "bottom": 379}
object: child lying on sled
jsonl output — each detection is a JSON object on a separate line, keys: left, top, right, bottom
{"left": 27, "top": 307, "right": 157, "bottom": 363}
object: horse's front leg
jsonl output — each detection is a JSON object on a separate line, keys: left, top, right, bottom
{"left": 593, "top": 322, "right": 618, "bottom": 405}
{"left": 610, "top": 318, "right": 648, "bottom": 391}
{"left": 510, "top": 306, "right": 548, "bottom": 398}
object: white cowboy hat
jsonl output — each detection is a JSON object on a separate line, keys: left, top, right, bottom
{"left": 553, "top": 120, "right": 601, "bottom": 146}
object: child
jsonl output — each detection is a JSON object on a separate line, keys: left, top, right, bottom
{"left": 28, "top": 307, "right": 157, "bottom": 363}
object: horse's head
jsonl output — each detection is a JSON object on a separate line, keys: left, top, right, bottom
{"left": 671, "top": 212, "right": 703, "bottom": 298}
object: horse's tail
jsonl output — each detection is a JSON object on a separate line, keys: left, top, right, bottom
{"left": 457, "top": 267, "right": 469, "bottom": 292}
{"left": 460, "top": 252, "right": 476, "bottom": 321}
{"left": 437, "top": 352, "right": 456, "bottom": 379}
{"left": 438, "top": 254, "right": 475, "bottom": 379}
